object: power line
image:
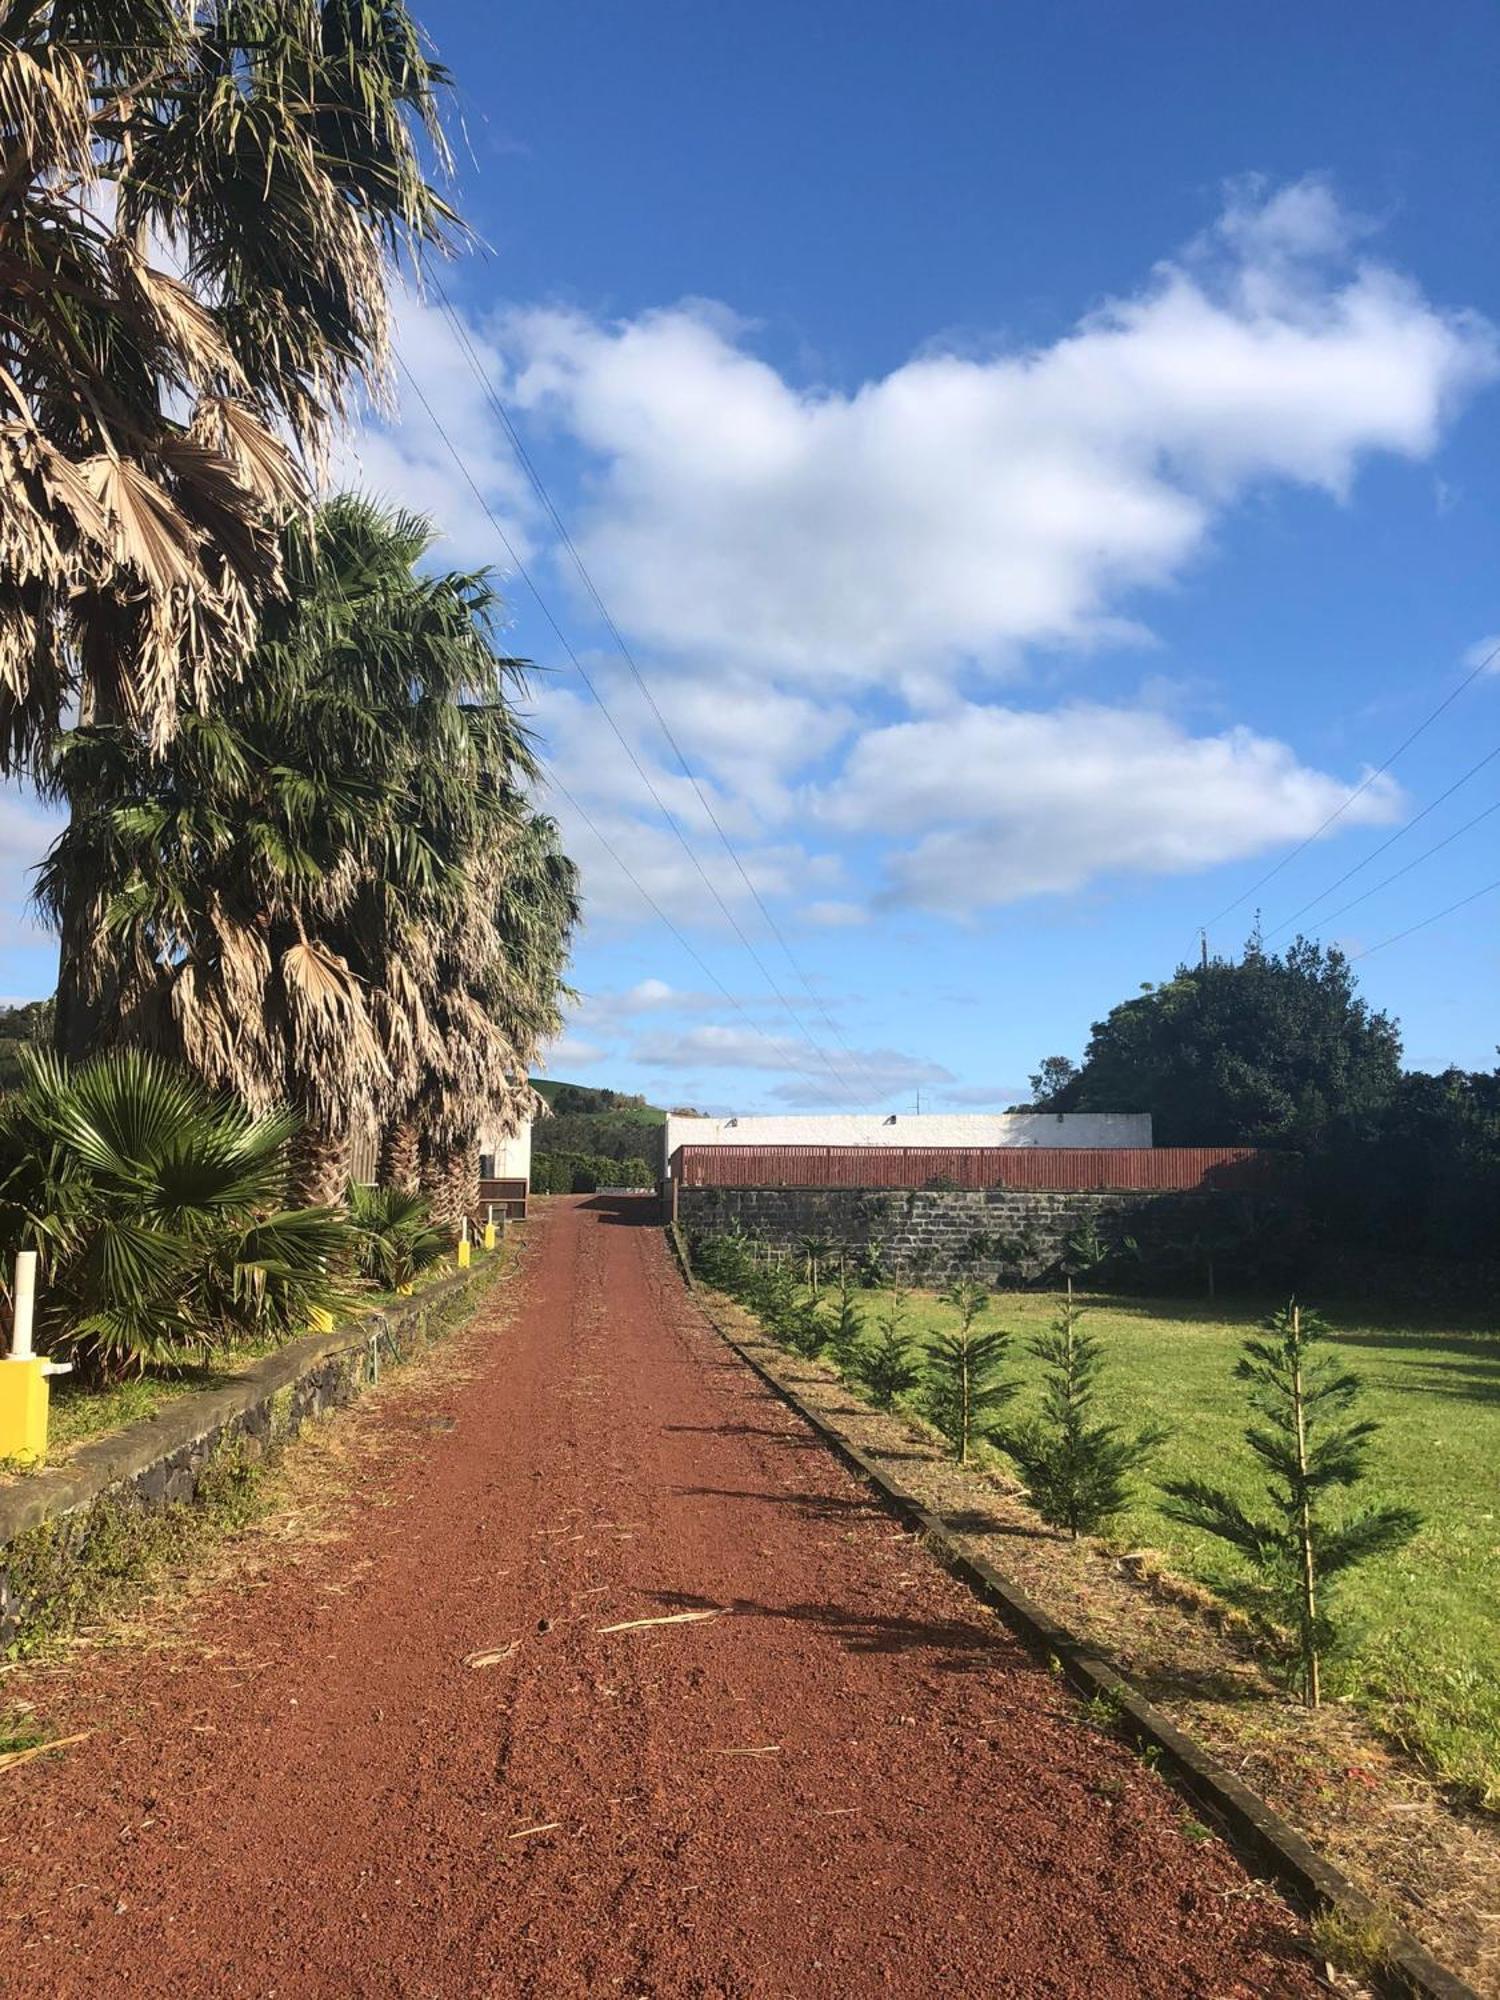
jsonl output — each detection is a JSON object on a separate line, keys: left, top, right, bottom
{"left": 429, "top": 281, "right": 891, "bottom": 1108}
{"left": 1348, "top": 873, "right": 1500, "bottom": 961}
{"left": 1203, "top": 638, "right": 1500, "bottom": 937}
{"left": 543, "top": 775, "right": 857, "bottom": 1102}
{"left": 392, "top": 348, "right": 873, "bottom": 1107}
{"left": 1262, "top": 739, "right": 1500, "bottom": 941}
{"left": 1284, "top": 796, "right": 1500, "bottom": 937}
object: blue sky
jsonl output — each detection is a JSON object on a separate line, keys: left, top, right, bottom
{"left": 4, "top": 0, "right": 1499, "bottom": 1109}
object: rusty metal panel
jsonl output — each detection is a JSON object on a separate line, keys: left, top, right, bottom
{"left": 670, "top": 1144, "right": 1283, "bottom": 1193}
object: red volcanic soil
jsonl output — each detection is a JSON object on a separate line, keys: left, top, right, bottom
{"left": 1, "top": 1196, "right": 1321, "bottom": 1997}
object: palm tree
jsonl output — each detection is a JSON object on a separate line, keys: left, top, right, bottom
{"left": 0, "top": 1, "right": 456, "bottom": 1048}
{"left": 0, "top": 1046, "right": 347, "bottom": 1381}
{"left": 407, "top": 807, "right": 578, "bottom": 1225}
{"left": 35, "top": 497, "right": 577, "bottom": 1203}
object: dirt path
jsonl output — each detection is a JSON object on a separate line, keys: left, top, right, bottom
{"left": 2, "top": 1198, "right": 1321, "bottom": 1997}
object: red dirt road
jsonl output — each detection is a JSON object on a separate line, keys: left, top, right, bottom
{"left": 3, "top": 1198, "right": 1321, "bottom": 1997}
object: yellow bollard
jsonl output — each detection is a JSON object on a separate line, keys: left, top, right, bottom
{"left": 0, "top": 1355, "right": 50, "bottom": 1467}
{"left": 457, "top": 1218, "right": 472, "bottom": 1269}
{"left": 483, "top": 1204, "right": 497, "bottom": 1253}
{"left": 1, "top": 1251, "right": 67, "bottom": 1467}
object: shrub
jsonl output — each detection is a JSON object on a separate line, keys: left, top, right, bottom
{"left": 925, "top": 1280, "right": 1016, "bottom": 1463}
{"left": 828, "top": 1275, "right": 865, "bottom": 1370}
{"left": 347, "top": 1184, "right": 448, "bottom": 1291}
{"left": 856, "top": 1286, "right": 921, "bottom": 1408}
{"left": 0, "top": 1049, "right": 346, "bottom": 1381}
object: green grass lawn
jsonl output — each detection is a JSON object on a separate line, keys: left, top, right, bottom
{"left": 850, "top": 1281, "right": 1500, "bottom": 1803}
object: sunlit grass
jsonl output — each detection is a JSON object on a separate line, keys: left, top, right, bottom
{"left": 856, "top": 1281, "right": 1500, "bottom": 1803}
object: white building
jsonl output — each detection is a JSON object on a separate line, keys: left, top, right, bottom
{"left": 477, "top": 1117, "right": 532, "bottom": 1186}
{"left": 662, "top": 1109, "right": 1150, "bottom": 1177}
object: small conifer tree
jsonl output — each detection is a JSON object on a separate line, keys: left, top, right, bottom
{"left": 925, "top": 1279, "right": 1016, "bottom": 1463}
{"left": 856, "top": 1283, "right": 922, "bottom": 1408}
{"left": 798, "top": 1235, "right": 834, "bottom": 1297}
{"left": 1160, "top": 1301, "right": 1421, "bottom": 1706}
{"left": 997, "top": 1287, "right": 1162, "bottom": 1538}
{"left": 828, "top": 1272, "right": 865, "bottom": 1372}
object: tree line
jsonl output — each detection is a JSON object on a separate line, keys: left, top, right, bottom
{"left": 0, "top": 4, "right": 577, "bottom": 1370}
{"left": 1021, "top": 936, "right": 1499, "bottom": 1270}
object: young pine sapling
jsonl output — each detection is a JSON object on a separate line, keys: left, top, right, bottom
{"left": 997, "top": 1287, "right": 1163, "bottom": 1538}
{"left": 828, "top": 1272, "right": 865, "bottom": 1373}
{"left": 1159, "top": 1301, "right": 1421, "bottom": 1707}
{"left": 857, "top": 1283, "right": 922, "bottom": 1409}
{"left": 798, "top": 1235, "right": 834, "bottom": 1298}
{"left": 925, "top": 1279, "right": 1016, "bottom": 1464}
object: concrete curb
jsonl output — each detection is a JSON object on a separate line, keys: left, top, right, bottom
{"left": 0, "top": 1268, "right": 482, "bottom": 1549}
{"left": 669, "top": 1226, "right": 1475, "bottom": 2000}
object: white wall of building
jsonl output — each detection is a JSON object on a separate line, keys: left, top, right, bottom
{"left": 663, "top": 1110, "right": 1151, "bottom": 1174}
{"left": 477, "top": 1118, "right": 532, "bottom": 1182}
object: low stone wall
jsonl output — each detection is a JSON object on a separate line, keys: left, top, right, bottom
{"left": 0, "top": 1267, "right": 491, "bottom": 1648}
{"left": 677, "top": 1183, "right": 1277, "bottom": 1287}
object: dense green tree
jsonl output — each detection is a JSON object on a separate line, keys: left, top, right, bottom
{"left": 0, "top": 999, "right": 51, "bottom": 1092}
{"left": 1032, "top": 936, "right": 1401, "bottom": 1151}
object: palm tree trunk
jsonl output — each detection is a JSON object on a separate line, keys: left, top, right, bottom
{"left": 421, "top": 1142, "right": 479, "bottom": 1235}
{"left": 292, "top": 1124, "right": 349, "bottom": 1207}
{"left": 54, "top": 896, "right": 107, "bottom": 1059}
{"left": 379, "top": 1116, "right": 421, "bottom": 1192}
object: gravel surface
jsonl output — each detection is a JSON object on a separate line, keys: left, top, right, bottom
{"left": 1, "top": 1197, "right": 1323, "bottom": 1997}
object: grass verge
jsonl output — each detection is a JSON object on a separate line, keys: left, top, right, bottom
{"left": 693, "top": 1266, "right": 1500, "bottom": 1994}
{"left": 884, "top": 1285, "right": 1500, "bottom": 1808}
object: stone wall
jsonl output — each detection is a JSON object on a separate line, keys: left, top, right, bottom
{"left": 677, "top": 1183, "right": 1276, "bottom": 1288}
{"left": 0, "top": 1266, "right": 492, "bottom": 1648}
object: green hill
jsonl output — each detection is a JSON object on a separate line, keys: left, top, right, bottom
{"left": 533, "top": 1080, "right": 665, "bottom": 1124}
{"left": 530, "top": 1079, "right": 682, "bottom": 1188}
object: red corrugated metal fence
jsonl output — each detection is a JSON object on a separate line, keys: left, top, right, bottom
{"left": 672, "top": 1145, "right": 1283, "bottom": 1193}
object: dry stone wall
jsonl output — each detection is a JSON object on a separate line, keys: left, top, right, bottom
{"left": 677, "top": 1183, "right": 1278, "bottom": 1288}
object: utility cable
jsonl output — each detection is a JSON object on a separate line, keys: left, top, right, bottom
{"left": 393, "top": 347, "right": 872, "bottom": 1106}
{"left": 1283, "top": 796, "right": 1500, "bottom": 937}
{"left": 1348, "top": 874, "right": 1500, "bottom": 961}
{"left": 1203, "top": 638, "right": 1500, "bottom": 936}
{"left": 429, "top": 281, "right": 890, "bottom": 1107}
{"left": 1263, "top": 740, "right": 1500, "bottom": 941}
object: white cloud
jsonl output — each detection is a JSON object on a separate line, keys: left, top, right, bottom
{"left": 500, "top": 180, "right": 1495, "bottom": 687}
{"left": 540, "top": 1035, "right": 606, "bottom": 1070}
{"left": 818, "top": 701, "right": 1404, "bottom": 914}
{"left": 1462, "top": 634, "right": 1500, "bottom": 674}
{"left": 333, "top": 290, "right": 538, "bottom": 572}
{"left": 631, "top": 1021, "right": 953, "bottom": 1109}
{"left": 340, "top": 184, "right": 1494, "bottom": 941}
{"left": 801, "top": 900, "right": 868, "bottom": 928}
{"left": 543, "top": 784, "right": 840, "bottom": 929}
{"left": 574, "top": 978, "right": 726, "bottom": 1021}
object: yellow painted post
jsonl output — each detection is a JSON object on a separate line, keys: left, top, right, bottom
{"left": 0, "top": 1252, "right": 67, "bottom": 1467}
{"left": 483, "top": 1203, "right": 497, "bottom": 1254}
{"left": 0, "top": 1356, "right": 50, "bottom": 1466}
{"left": 457, "top": 1217, "right": 472, "bottom": 1269}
